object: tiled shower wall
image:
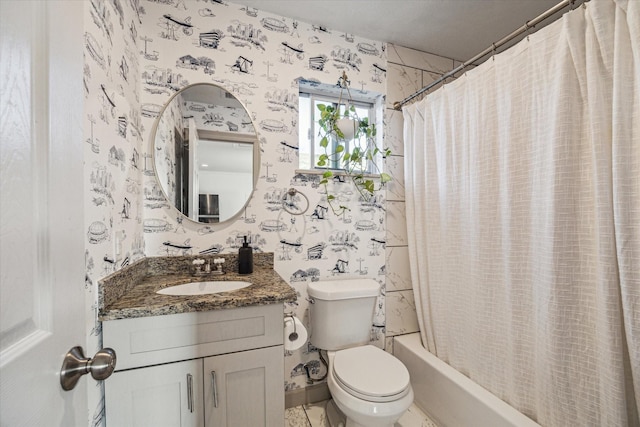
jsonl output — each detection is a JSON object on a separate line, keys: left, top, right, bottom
{"left": 384, "top": 45, "right": 458, "bottom": 349}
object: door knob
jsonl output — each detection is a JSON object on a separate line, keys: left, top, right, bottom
{"left": 60, "top": 346, "right": 116, "bottom": 391}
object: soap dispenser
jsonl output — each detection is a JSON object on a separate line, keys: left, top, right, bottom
{"left": 238, "top": 236, "right": 253, "bottom": 274}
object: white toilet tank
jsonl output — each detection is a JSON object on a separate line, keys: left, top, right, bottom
{"left": 308, "top": 278, "right": 380, "bottom": 351}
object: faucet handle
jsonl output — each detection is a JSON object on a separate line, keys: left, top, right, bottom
{"left": 192, "top": 258, "right": 205, "bottom": 274}
{"left": 211, "top": 258, "right": 225, "bottom": 274}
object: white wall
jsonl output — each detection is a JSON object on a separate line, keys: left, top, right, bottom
{"left": 199, "top": 170, "right": 253, "bottom": 220}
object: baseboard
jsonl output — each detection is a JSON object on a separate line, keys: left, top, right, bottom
{"left": 285, "top": 382, "right": 331, "bottom": 408}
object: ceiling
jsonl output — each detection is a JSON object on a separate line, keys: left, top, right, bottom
{"left": 240, "top": 0, "right": 565, "bottom": 62}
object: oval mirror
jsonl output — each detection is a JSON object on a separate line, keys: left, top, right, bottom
{"left": 152, "top": 83, "right": 259, "bottom": 224}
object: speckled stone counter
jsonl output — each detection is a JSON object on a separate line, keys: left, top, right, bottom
{"left": 98, "top": 253, "right": 296, "bottom": 321}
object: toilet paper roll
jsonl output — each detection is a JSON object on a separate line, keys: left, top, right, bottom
{"left": 284, "top": 316, "right": 307, "bottom": 351}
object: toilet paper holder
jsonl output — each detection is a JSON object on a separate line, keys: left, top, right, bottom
{"left": 283, "top": 314, "right": 307, "bottom": 352}
{"left": 284, "top": 315, "right": 298, "bottom": 341}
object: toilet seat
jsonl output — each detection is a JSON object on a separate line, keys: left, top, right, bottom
{"left": 332, "top": 345, "right": 411, "bottom": 403}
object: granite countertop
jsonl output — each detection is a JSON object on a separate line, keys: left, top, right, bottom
{"left": 98, "top": 253, "right": 297, "bottom": 321}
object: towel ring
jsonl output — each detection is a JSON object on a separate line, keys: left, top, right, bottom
{"left": 282, "top": 188, "right": 309, "bottom": 215}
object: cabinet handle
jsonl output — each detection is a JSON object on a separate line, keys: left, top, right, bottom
{"left": 187, "top": 373, "right": 194, "bottom": 413}
{"left": 210, "top": 371, "right": 218, "bottom": 408}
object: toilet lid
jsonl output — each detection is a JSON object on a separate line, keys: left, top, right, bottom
{"left": 333, "top": 345, "right": 410, "bottom": 401}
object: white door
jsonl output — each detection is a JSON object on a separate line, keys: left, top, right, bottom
{"left": 0, "top": 1, "right": 87, "bottom": 426}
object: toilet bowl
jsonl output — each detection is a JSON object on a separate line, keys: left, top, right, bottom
{"left": 326, "top": 346, "right": 414, "bottom": 427}
{"left": 307, "top": 278, "right": 414, "bottom": 427}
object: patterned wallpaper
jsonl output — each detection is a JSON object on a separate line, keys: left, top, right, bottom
{"left": 83, "top": 0, "right": 389, "bottom": 422}
{"left": 137, "top": 0, "right": 389, "bottom": 394}
{"left": 83, "top": 0, "right": 144, "bottom": 424}
{"left": 185, "top": 98, "right": 255, "bottom": 135}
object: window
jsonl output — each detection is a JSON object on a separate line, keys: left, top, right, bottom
{"left": 298, "top": 80, "right": 382, "bottom": 174}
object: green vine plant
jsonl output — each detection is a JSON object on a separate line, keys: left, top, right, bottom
{"left": 316, "top": 73, "right": 392, "bottom": 215}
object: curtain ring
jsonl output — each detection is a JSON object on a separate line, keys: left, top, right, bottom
{"left": 491, "top": 43, "right": 497, "bottom": 61}
{"left": 525, "top": 20, "right": 532, "bottom": 41}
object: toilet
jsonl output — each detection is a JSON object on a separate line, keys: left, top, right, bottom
{"left": 308, "top": 279, "right": 414, "bottom": 427}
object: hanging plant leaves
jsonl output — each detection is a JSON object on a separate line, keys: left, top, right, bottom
{"left": 313, "top": 72, "right": 393, "bottom": 215}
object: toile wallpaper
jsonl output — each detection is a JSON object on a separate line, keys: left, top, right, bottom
{"left": 137, "top": 0, "right": 389, "bottom": 394}
{"left": 83, "top": 0, "right": 144, "bottom": 424}
{"left": 83, "top": 0, "right": 389, "bottom": 424}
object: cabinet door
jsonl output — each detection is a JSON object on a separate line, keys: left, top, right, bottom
{"left": 204, "top": 346, "right": 284, "bottom": 427}
{"left": 105, "top": 359, "right": 204, "bottom": 427}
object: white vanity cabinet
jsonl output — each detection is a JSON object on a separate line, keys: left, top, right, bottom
{"left": 103, "top": 304, "right": 284, "bottom": 427}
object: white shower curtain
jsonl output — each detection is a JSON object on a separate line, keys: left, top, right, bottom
{"left": 403, "top": 1, "right": 639, "bottom": 426}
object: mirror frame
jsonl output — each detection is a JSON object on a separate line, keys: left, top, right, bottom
{"left": 150, "top": 82, "right": 260, "bottom": 227}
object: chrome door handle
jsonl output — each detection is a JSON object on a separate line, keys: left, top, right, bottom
{"left": 60, "top": 346, "right": 116, "bottom": 391}
{"left": 210, "top": 371, "right": 218, "bottom": 408}
{"left": 187, "top": 373, "right": 194, "bottom": 413}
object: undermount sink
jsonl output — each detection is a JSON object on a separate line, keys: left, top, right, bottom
{"left": 157, "top": 281, "right": 252, "bottom": 296}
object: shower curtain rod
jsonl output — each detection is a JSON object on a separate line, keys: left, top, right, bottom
{"left": 392, "top": 0, "right": 585, "bottom": 110}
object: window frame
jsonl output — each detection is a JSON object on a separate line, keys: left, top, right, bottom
{"left": 298, "top": 83, "right": 382, "bottom": 175}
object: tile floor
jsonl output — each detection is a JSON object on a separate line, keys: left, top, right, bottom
{"left": 285, "top": 400, "right": 439, "bottom": 427}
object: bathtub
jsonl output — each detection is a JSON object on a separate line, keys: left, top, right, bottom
{"left": 394, "top": 333, "right": 540, "bottom": 427}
